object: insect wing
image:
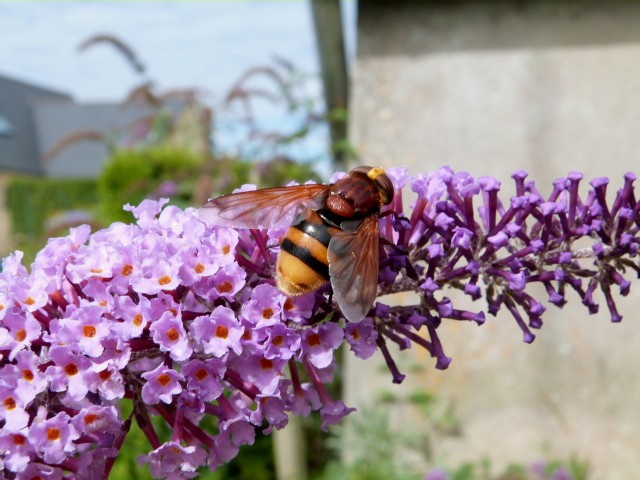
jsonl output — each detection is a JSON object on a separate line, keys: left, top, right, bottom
{"left": 328, "top": 215, "right": 380, "bottom": 322}
{"left": 199, "top": 184, "right": 328, "bottom": 229}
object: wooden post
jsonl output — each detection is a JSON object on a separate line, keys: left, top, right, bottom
{"left": 273, "top": 415, "right": 307, "bottom": 480}
{"left": 310, "top": 0, "right": 349, "bottom": 170}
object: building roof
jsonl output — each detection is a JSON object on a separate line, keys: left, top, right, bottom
{"left": 0, "top": 74, "right": 72, "bottom": 175}
{"left": 33, "top": 100, "right": 177, "bottom": 178}
{"left": 0, "top": 73, "right": 186, "bottom": 178}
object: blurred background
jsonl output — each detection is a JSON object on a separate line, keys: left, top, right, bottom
{"left": 2, "top": 1, "right": 640, "bottom": 480}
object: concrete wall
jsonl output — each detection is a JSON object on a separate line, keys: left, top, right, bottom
{"left": 347, "top": 2, "right": 640, "bottom": 478}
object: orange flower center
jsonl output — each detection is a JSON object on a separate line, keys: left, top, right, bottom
{"left": 283, "top": 298, "right": 294, "bottom": 311}
{"left": 84, "top": 413, "right": 99, "bottom": 425}
{"left": 307, "top": 333, "right": 321, "bottom": 347}
{"left": 215, "top": 325, "right": 229, "bottom": 339}
{"left": 166, "top": 327, "right": 180, "bottom": 342}
{"left": 15, "top": 329, "right": 26, "bottom": 342}
{"left": 65, "top": 363, "right": 79, "bottom": 376}
{"left": 47, "top": 428, "right": 62, "bottom": 441}
{"left": 158, "top": 275, "right": 172, "bottom": 286}
{"left": 83, "top": 325, "right": 97, "bottom": 338}
{"left": 121, "top": 264, "right": 134, "bottom": 276}
{"left": 133, "top": 314, "right": 144, "bottom": 327}
{"left": 157, "top": 373, "right": 172, "bottom": 386}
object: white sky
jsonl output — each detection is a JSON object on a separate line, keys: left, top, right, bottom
{"left": 0, "top": 1, "right": 356, "bottom": 102}
{"left": 0, "top": 1, "right": 357, "bottom": 169}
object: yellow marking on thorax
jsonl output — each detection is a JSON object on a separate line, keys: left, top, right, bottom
{"left": 366, "top": 167, "right": 386, "bottom": 181}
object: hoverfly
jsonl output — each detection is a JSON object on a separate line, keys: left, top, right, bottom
{"left": 199, "top": 166, "right": 394, "bottom": 322}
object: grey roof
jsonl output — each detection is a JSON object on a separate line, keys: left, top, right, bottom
{"left": 0, "top": 74, "right": 72, "bottom": 174}
{"left": 0, "top": 72, "right": 186, "bottom": 178}
{"left": 33, "top": 101, "right": 175, "bottom": 178}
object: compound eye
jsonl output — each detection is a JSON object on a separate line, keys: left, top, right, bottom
{"left": 348, "top": 166, "right": 394, "bottom": 205}
{"left": 375, "top": 173, "right": 394, "bottom": 205}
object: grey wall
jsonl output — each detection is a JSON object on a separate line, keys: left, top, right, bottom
{"left": 347, "top": 2, "right": 640, "bottom": 478}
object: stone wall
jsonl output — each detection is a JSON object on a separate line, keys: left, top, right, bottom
{"left": 347, "top": 2, "right": 640, "bottom": 478}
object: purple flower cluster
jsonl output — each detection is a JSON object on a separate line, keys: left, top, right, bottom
{"left": 0, "top": 198, "right": 353, "bottom": 479}
{"left": 373, "top": 167, "right": 639, "bottom": 381}
{"left": 0, "top": 167, "right": 638, "bottom": 479}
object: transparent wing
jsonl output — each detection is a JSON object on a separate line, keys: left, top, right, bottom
{"left": 328, "top": 216, "right": 380, "bottom": 322}
{"left": 199, "top": 184, "right": 328, "bottom": 229}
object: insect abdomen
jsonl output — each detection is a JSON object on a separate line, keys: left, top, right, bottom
{"left": 276, "top": 212, "right": 336, "bottom": 296}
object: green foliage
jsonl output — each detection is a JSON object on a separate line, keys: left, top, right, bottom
{"left": 211, "top": 431, "right": 275, "bottom": 480}
{"left": 2, "top": 148, "right": 322, "bottom": 263}
{"left": 6, "top": 177, "right": 98, "bottom": 238}
{"left": 110, "top": 405, "right": 274, "bottom": 480}
{"left": 314, "top": 391, "right": 593, "bottom": 480}
{"left": 226, "top": 159, "right": 252, "bottom": 192}
{"left": 311, "top": 390, "right": 466, "bottom": 480}
{"left": 428, "top": 454, "right": 592, "bottom": 480}
{"left": 254, "top": 157, "right": 322, "bottom": 189}
{"left": 566, "top": 454, "right": 592, "bottom": 480}
{"left": 97, "top": 146, "right": 204, "bottom": 223}
{"left": 407, "top": 390, "right": 461, "bottom": 437}
{"left": 321, "top": 415, "right": 423, "bottom": 479}
{"left": 4, "top": 176, "right": 98, "bottom": 261}
{"left": 212, "top": 156, "right": 322, "bottom": 196}
{"left": 109, "top": 419, "right": 157, "bottom": 480}
{"left": 313, "top": 405, "right": 432, "bottom": 480}
{"left": 97, "top": 146, "right": 321, "bottom": 227}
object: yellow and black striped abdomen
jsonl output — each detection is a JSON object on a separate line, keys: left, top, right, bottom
{"left": 276, "top": 211, "right": 338, "bottom": 296}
